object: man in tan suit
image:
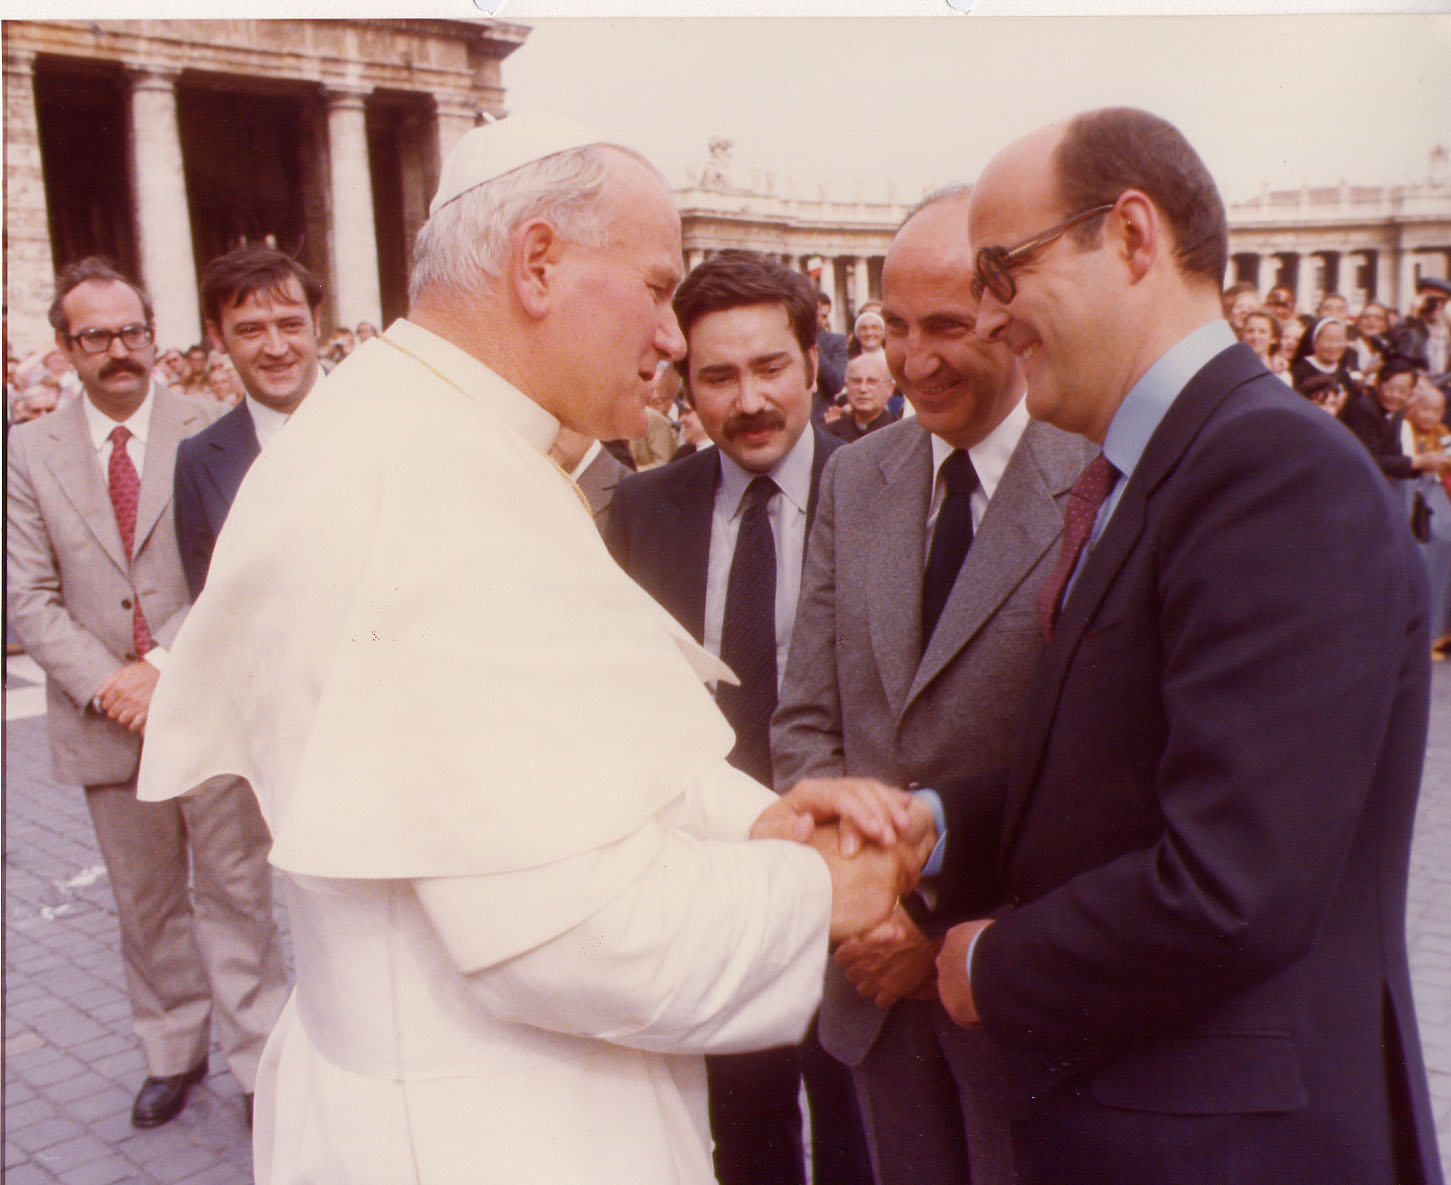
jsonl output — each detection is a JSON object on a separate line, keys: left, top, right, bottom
{"left": 6, "top": 258, "right": 289, "bottom": 1130}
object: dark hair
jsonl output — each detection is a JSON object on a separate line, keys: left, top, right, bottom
{"left": 672, "top": 250, "right": 818, "bottom": 376}
{"left": 1377, "top": 356, "right": 1420, "bottom": 385}
{"left": 200, "top": 244, "right": 324, "bottom": 327}
{"left": 48, "top": 258, "right": 153, "bottom": 334}
{"left": 1242, "top": 308, "right": 1281, "bottom": 351}
{"left": 1053, "top": 108, "right": 1228, "bottom": 288}
{"left": 816, "top": 291, "right": 831, "bottom": 308}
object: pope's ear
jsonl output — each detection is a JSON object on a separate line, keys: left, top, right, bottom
{"left": 510, "top": 218, "right": 563, "bottom": 318}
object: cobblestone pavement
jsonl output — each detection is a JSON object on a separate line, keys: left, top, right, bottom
{"left": 5, "top": 653, "right": 1451, "bottom": 1183}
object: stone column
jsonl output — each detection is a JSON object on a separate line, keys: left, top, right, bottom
{"left": 434, "top": 95, "right": 478, "bottom": 167}
{"left": 1249, "top": 253, "right": 1265, "bottom": 293}
{"left": 325, "top": 86, "right": 383, "bottom": 330}
{"left": 686, "top": 249, "right": 706, "bottom": 273}
{"left": 853, "top": 256, "right": 871, "bottom": 310}
{"left": 126, "top": 66, "right": 201, "bottom": 348}
{"left": 4, "top": 48, "right": 57, "bottom": 353}
{"left": 818, "top": 256, "right": 839, "bottom": 330}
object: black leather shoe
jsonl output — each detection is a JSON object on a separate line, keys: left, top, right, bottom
{"left": 243, "top": 1093, "right": 254, "bottom": 1130}
{"left": 131, "top": 1059, "right": 208, "bottom": 1128}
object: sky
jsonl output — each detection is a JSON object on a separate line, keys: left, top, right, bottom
{"left": 501, "top": 14, "right": 1451, "bottom": 206}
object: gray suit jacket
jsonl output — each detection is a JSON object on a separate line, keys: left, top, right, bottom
{"left": 6, "top": 388, "right": 222, "bottom": 785}
{"left": 772, "top": 414, "right": 1093, "bottom": 1061}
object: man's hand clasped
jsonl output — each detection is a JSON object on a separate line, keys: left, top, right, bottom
{"left": 751, "top": 778, "right": 937, "bottom": 945}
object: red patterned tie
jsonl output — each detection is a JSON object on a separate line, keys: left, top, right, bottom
{"left": 1036, "top": 453, "right": 1118, "bottom": 639}
{"left": 107, "top": 426, "right": 154, "bottom": 656}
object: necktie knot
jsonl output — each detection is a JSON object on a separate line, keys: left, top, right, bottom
{"left": 1071, "top": 452, "right": 1117, "bottom": 508}
{"left": 939, "top": 449, "right": 979, "bottom": 496}
{"left": 741, "top": 474, "right": 778, "bottom": 517}
{"left": 110, "top": 425, "right": 132, "bottom": 448}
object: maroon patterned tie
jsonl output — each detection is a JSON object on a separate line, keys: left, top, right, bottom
{"left": 107, "top": 426, "right": 154, "bottom": 656}
{"left": 1036, "top": 453, "right": 1118, "bottom": 639}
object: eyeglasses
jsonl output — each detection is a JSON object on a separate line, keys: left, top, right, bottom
{"left": 66, "top": 324, "right": 154, "bottom": 355}
{"left": 971, "top": 204, "right": 1117, "bottom": 305}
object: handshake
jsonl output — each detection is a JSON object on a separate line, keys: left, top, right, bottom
{"left": 749, "top": 777, "right": 937, "bottom": 946}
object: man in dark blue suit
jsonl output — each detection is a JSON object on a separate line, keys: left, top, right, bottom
{"left": 174, "top": 246, "right": 324, "bottom": 598}
{"left": 922, "top": 107, "right": 1442, "bottom": 1185}
{"left": 813, "top": 290, "right": 848, "bottom": 424}
{"left": 605, "top": 250, "right": 870, "bottom": 1185}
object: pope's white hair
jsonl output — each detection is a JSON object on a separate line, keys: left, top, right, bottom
{"left": 408, "top": 143, "right": 661, "bottom": 304}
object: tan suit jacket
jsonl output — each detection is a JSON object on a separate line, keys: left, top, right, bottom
{"left": 7, "top": 388, "right": 221, "bottom": 784}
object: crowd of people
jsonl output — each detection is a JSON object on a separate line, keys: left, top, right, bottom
{"left": 5, "top": 104, "right": 1448, "bottom": 1185}
{"left": 1219, "top": 275, "right": 1451, "bottom": 652}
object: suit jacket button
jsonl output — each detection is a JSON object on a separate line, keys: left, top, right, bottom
{"left": 125, "top": 652, "right": 136, "bottom": 662}
{"left": 121, "top": 598, "right": 132, "bottom": 609}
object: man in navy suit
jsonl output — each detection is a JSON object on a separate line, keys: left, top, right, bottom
{"left": 174, "top": 246, "right": 324, "bottom": 597}
{"left": 605, "top": 250, "right": 870, "bottom": 1185}
{"left": 924, "top": 107, "right": 1442, "bottom": 1185}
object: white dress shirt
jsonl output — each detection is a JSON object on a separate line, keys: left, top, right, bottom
{"left": 81, "top": 382, "right": 169, "bottom": 671}
{"left": 925, "top": 393, "right": 1031, "bottom": 551}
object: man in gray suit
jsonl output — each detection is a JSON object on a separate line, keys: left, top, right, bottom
{"left": 6, "top": 259, "right": 288, "bottom": 1130}
{"left": 772, "top": 188, "right": 1093, "bottom": 1185}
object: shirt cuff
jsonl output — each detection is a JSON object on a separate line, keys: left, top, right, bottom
{"left": 914, "top": 788, "right": 947, "bottom": 876}
{"left": 142, "top": 647, "right": 168, "bottom": 671}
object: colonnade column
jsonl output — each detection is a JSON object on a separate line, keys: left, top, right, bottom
{"left": 126, "top": 65, "right": 201, "bottom": 348}
{"left": 817, "top": 257, "right": 839, "bottom": 330}
{"left": 853, "top": 257, "right": 871, "bottom": 311}
{"left": 434, "top": 96, "right": 478, "bottom": 167}
{"left": 324, "top": 85, "right": 383, "bottom": 331}
{"left": 4, "top": 48, "right": 57, "bottom": 351}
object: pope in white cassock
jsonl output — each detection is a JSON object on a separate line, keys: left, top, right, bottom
{"left": 137, "top": 114, "right": 928, "bottom": 1184}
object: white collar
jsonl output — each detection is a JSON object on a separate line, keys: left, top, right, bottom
{"left": 383, "top": 318, "right": 560, "bottom": 455}
{"left": 929, "top": 392, "right": 1030, "bottom": 502}
{"left": 718, "top": 425, "right": 815, "bottom": 519}
{"left": 81, "top": 380, "right": 158, "bottom": 451}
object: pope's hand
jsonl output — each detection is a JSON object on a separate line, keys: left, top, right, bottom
{"left": 808, "top": 822, "right": 907, "bottom": 944}
{"left": 750, "top": 776, "right": 914, "bottom": 853}
{"left": 834, "top": 903, "right": 940, "bottom": 1009}
{"left": 936, "top": 918, "right": 992, "bottom": 1028}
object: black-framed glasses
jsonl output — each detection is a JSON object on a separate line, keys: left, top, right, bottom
{"left": 971, "top": 203, "right": 1117, "bottom": 305}
{"left": 67, "top": 324, "right": 155, "bottom": 355}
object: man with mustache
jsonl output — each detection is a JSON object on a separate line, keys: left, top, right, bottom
{"left": 606, "top": 249, "right": 870, "bottom": 1185}
{"left": 6, "top": 257, "right": 283, "bottom": 1131}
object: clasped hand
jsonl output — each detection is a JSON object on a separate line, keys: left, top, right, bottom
{"left": 96, "top": 660, "right": 159, "bottom": 734}
{"left": 751, "top": 778, "right": 937, "bottom": 944}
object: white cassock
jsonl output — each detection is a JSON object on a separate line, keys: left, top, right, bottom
{"left": 138, "top": 319, "right": 832, "bottom": 1185}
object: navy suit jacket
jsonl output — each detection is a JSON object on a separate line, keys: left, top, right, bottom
{"left": 173, "top": 402, "right": 260, "bottom": 599}
{"left": 603, "top": 427, "right": 839, "bottom": 645}
{"left": 937, "top": 344, "right": 1441, "bottom": 1185}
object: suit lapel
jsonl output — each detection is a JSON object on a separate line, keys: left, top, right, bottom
{"left": 200, "top": 404, "right": 261, "bottom": 506}
{"left": 999, "top": 343, "right": 1266, "bottom": 855}
{"left": 907, "top": 420, "right": 1067, "bottom": 708}
{"left": 867, "top": 426, "right": 932, "bottom": 717}
{"left": 664, "top": 449, "right": 719, "bottom": 641}
{"left": 42, "top": 397, "right": 131, "bottom": 573}
{"left": 804, "top": 425, "right": 837, "bottom": 537}
{"left": 134, "top": 390, "right": 201, "bottom": 555}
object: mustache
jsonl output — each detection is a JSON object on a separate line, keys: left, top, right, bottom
{"left": 724, "top": 409, "right": 786, "bottom": 438}
{"left": 99, "top": 359, "right": 147, "bottom": 379}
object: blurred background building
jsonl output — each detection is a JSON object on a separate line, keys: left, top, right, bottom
{"left": 5, "top": 18, "right": 1450, "bottom": 350}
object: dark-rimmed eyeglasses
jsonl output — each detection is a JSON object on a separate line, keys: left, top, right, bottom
{"left": 971, "top": 204, "right": 1117, "bottom": 305}
{"left": 66, "top": 324, "right": 155, "bottom": 355}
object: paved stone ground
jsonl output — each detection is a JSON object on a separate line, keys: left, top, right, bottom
{"left": 5, "top": 652, "right": 1451, "bottom": 1183}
